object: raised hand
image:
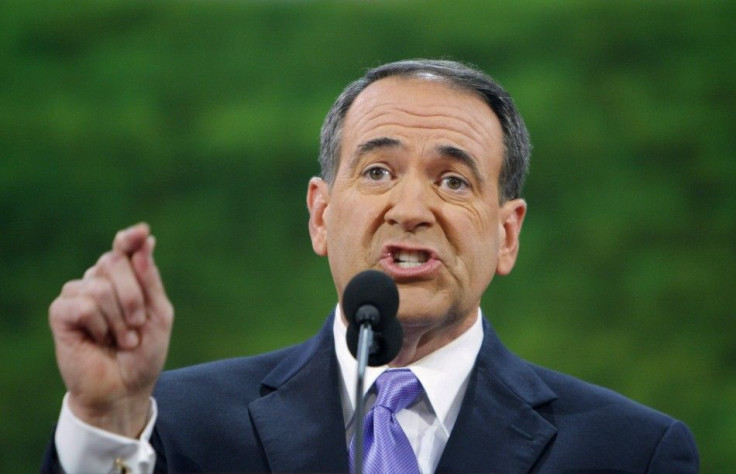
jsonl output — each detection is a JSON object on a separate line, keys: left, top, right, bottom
{"left": 49, "top": 223, "right": 174, "bottom": 437}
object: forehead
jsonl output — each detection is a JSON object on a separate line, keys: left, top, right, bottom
{"left": 340, "top": 76, "right": 505, "bottom": 173}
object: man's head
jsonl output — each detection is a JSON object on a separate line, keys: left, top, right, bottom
{"left": 318, "top": 59, "right": 531, "bottom": 203}
{"left": 308, "top": 60, "right": 529, "bottom": 360}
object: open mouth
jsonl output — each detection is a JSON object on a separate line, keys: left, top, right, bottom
{"left": 392, "top": 249, "right": 430, "bottom": 268}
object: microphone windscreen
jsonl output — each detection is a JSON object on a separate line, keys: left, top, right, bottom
{"left": 343, "top": 270, "right": 403, "bottom": 366}
{"left": 346, "top": 313, "right": 403, "bottom": 366}
{"left": 342, "top": 270, "right": 399, "bottom": 332}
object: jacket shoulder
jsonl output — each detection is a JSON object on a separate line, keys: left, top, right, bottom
{"left": 531, "top": 363, "right": 672, "bottom": 421}
{"left": 154, "top": 342, "right": 308, "bottom": 402}
{"left": 529, "top": 364, "right": 699, "bottom": 472}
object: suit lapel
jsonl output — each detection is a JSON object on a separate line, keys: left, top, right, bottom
{"left": 248, "top": 314, "right": 349, "bottom": 473}
{"left": 436, "top": 319, "right": 558, "bottom": 473}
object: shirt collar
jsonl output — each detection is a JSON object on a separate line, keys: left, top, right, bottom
{"left": 333, "top": 304, "right": 483, "bottom": 433}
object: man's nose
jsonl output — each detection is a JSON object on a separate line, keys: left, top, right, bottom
{"left": 384, "top": 174, "right": 436, "bottom": 232}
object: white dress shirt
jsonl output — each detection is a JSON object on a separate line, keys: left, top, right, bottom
{"left": 56, "top": 393, "right": 157, "bottom": 474}
{"left": 56, "top": 307, "right": 484, "bottom": 474}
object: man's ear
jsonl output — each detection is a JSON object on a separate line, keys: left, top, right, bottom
{"left": 496, "top": 199, "right": 527, "bottom": 276}
{"left": 307, "top": 177, "right": 330, "bottom": 256}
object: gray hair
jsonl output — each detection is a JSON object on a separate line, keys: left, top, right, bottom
{"left": 318, "top": 59, "right": 531, "bottom": 202}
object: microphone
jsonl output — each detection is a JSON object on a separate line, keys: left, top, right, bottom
{"left": 342, "top": 270, "right": 403, "bottom": 474}
{"left": 343, "top": 270, "right": 402, "bottom": 366}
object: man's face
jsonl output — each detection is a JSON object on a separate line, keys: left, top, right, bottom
{"left": 308, "top": 76, "right": 526, "bottom": 342}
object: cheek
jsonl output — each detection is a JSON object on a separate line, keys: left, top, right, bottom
{"left": 325, "top": 192, "right": 374, "bottom": 248}
{"left": 451, "top": 203, "right": 497, "bottom": 246}
{"left": 450, "top": 208, "right": 500, "bottom": 270}
{"left": 345, "top": 191, "right": 385, "bottom": 226}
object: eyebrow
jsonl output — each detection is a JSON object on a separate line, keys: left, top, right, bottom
{"left": 347, "top": 137, "right": 403, "bottom": 172}
{"left": 358, "top": 136, "right": 402, "bottom": 154}
{"left": 349, "top": 137, "right": 485, "bottom": 186}
{"left": 435, "top": 144, "right": 485, "bottom": 186}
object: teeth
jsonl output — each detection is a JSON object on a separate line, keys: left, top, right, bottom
{"left": 394, "top": 250, "right": 428, "bottom": 268}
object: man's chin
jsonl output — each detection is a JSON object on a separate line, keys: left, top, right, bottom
{"left": 396, "top": 286, "right": 447, "bottom": 317}
{"left": 396, "top": 300, "right": 450, "bottom": 328}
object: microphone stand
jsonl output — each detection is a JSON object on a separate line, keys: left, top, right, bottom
{"left": 353, "top": 323, "right": 373, "bottom": 474}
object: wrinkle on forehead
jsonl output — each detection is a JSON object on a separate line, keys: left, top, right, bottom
{"left": 347, "top": 110, "right": 498, "bottom": 158}
{"left": 341, "top": 77, "right": 504, "bottom": 177}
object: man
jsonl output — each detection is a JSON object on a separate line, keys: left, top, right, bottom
{"left": 43, "top": 59, "right": 699, "bottom": 473}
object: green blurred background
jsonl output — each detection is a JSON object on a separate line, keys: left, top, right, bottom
{"left": 2, "top": 0, "right": 734, "bottom": 471}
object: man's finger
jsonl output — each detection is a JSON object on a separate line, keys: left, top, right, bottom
{"left": 83, "top": 265, "right": 97, "bottom": 279}
{"left": 56, "top": 276, "right": 139, "bottom": 350}
{"left": 84, "top": 276, "right": 139, "bottom": 350}
{"left": 60, "top": 279, "right": 84, "bottom": 298}
{"left": 97, "top": 252, "right": 147, "bottom": 328}
{"left": 131, "top": 236, "right": 174, "bottom": 323}
{"left": 50, "top": 295, "right": 110, "bottom": 346}
{"left": 112, "top": 223, "right": 150, "bottom": 256}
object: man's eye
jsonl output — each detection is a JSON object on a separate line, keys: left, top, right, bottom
{"left": 441, "top": 175, "right": 469, "bottom": 191}
{"left": 364, "top": 167, "right": 389, "bottom": 181}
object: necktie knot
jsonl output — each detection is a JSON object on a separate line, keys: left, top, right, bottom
{"left": 374, "top": 369, "right": 422, "bottom": 413}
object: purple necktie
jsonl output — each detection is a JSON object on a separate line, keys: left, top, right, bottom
{"left": 349, "top": 369, "right": 423, "bottom": 474}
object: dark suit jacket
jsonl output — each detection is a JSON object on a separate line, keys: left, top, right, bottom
{"left": 43, "top": 313, "right": 699, "bottom": 473}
